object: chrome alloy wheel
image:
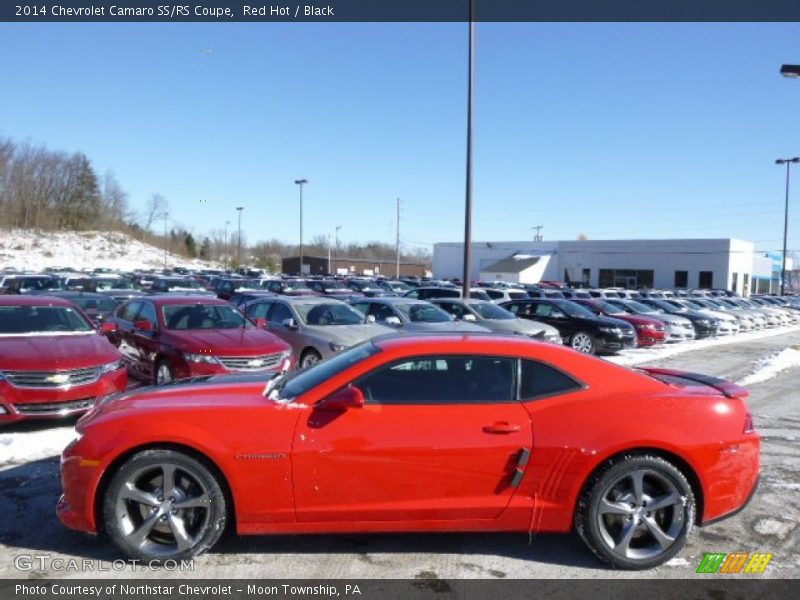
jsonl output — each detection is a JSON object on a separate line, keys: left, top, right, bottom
{"left": 596, "top": 469, "right": 686, "bottom": 561}
{"left": 571, "top": 332, "right": 594, "bottom": 354}
{"left": 115, "top": 463, "right": 211, "bottom": 557}
{"left": 300, "top": 352, "right": 320, "bottom": 369}
{"left": 156, "top": 363, "right": 172, "bottom": 385}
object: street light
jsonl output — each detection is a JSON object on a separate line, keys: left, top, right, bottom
{"left": 776, "top": 158, "right": 800, "bottom": 295}
{"left": 294, "top": 179, "right": 308, "bottom": 275}
{"left": 163, "top": 211, "right": 169, "bottom": 271}
{"left": 334, "top": 224, "right": 342, "bottom": 273}
{"left": 236, "top": 207, "right": 244, "bottom": 270}
{"left": 461, "top": 0, "right": 475, "bottom": 299}
{"left": 780, "top": 64, "right": 800, "bottom": 78}
{"left": 223, "top": 220, "right": 230, "bottom": 271}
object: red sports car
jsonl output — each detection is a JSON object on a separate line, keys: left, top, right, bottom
{"left": 104, "top": 295, "right": 293, "bottom": 384}
{"left": 58, "top": 334, "right": 759, "bottom": 569}
{"left": 0, "top": 296, "right": 127, "bottom": 424}
{"left": 573, "top": 298, "right": 667, "bottom": 347}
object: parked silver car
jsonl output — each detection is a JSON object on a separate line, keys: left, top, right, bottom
{"left": 242, "top": 296, "right": 394, "bottom": 368}
{"left": 431, "top": 298, "right": 562, "bottom": 344}
{"left": 349, "top": 297, "right": 489, "bottom": 333}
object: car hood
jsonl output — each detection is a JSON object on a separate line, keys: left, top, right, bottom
{"left": 303, "top": 323, "right": 394, "bottom": 345}
{"left": 401, "top": 321, "right": 489, "bottom": 333}
{"left": 165, "top": 328, "right": 290, "bottom": 355}
{"left": 483, "top": 318, "right": 559, "bottom": 336}
{"left": 0, "top": 333, "right": 120, "bottom": 370}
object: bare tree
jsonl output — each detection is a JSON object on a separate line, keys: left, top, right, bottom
{"left": 143, "top": 193, "right": 169, "bottom": 232}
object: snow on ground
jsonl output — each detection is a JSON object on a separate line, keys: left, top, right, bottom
{"left": 0, "top": 229, "right": 220, "bottom": 272}
{"left": 0, "top": 425, "right": 77, "bottom": 469}
{"left": 605, "top": 325, "right": 800, "bottom": 367}
{"left": 736, "top": 346, "right": 800, "bottom": 386}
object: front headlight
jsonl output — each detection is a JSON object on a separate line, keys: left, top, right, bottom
{"left": 598, "top": 327, "right": 621, "bottom": 334}
{"left": 99, "top": 359, "right": 123, "bottom": 374}
{"left": 698, "top": 319, "right": 712, "bottom": 326}
{"left": 329, "top": 342, "right": 346, "bottom": 352}
{"left": 184, "top": 353, "right": 219, "bottom": 364}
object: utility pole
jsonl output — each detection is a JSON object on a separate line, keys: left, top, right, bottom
{"left": 236, "top": 206, "right": 244, "bottom": 270}
{"left": 163, "top": 211, "right": 169, "bottom": 271}
{"left": 395, "top": 197, "right": 401, "bottom": 278}
{"left": 334, "top": 225, "right": 342, "bottom": 274}
{"left": 532, "top": 225, "right": 543, "bottom": 242}
{"left": 223, "top": 220, "right": 230, "bottom": 271}
{"left": 776, "top": 158, "right": 799, "bottom": 295}
{"left": 461, "top": 0, "right": 475, "bottom": 297}
{"left": 294, "top": 179, "right": 308, "bottom": 274}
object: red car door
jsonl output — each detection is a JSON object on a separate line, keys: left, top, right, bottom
{"left": 292, "top": 355, "right": 532, "bottom": 522}
{"left": 129, "top": 300, "right": 161, "bottom": 378}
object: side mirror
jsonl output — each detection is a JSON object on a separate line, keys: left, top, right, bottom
{"left": 384, "top": 315, "right": 402, "bottom": 326}
{"left": 462, "top": 313, "right": 477, "bottom": 322}
{"left": 319, "top": 386, "right": 365, "bottom": 411}
{"left": 254, "top": 317, "right": 267, "bottom": 328}
{"left": 282, "top": 318, "right": 299, "bottom": 330}
{"left": 366, "top": 315, "right": 376, "bottom": 324}
{"left": 100, "top": 322, "right": 117, "bottom": 334}
{"left": 133, "top": 319, "right": 153, "bottom": 331}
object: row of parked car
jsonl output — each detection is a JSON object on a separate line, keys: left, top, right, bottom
{"left": 1, "top": 266, "right": 799, "bottom": 425}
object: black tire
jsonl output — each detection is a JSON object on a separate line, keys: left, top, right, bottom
{"left": 153, "top": 358, "right": 174, "bottom": 386}
{"left": 102, "top": 449, "right": 227, "bottom": 562}
{"left": 299, "top": 349, "right": 322, "bottom": 369}
{"left": 570, "top": 331, "right": 596, "bottom": 354}
{"left": 575, "top": 454, "right": 695, "bottom": 570}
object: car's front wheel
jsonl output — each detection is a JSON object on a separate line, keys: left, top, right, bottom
{"left": 576, "top": 455, "right": 695, "bottom": 569}
{"left": 154, "top": 359, "right": 174, "bottom": 385}
{"left": 570, "top": 331, "right": 596, "bottom": 354}
{"left": 102, "top": 449, "right": 227, "bottom": 562}
{"left": 300, "top": 349, "right": 322, "bottom": 369}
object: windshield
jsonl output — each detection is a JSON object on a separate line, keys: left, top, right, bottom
{"left": 682, "top": 300, "right": 704, "bottom": 310}
{"left": 295, "top": 302, "right": 365, "bottom": 325}
{"left": 94, "top": 278, "right": 134, "bottom": 290}
{"left": 596, "top": 301, "right": 626, "bottom": 315}
{"left": 621, "top": 300, "right": 659, "bottom": 314}
{"left": 395, "top": 303, "right": 452, "bottom": 323}
{"left": 471, "top": 301, "right": 515, "bottom": 320}
{"left": 13, "top": 277, "right": 58, "bottom": 291}
{"left": 284, "top": 280, "right": 309, "bottom": 290}
{"left": 162, "top": 303, "right": 249, "bottom": 329}
{"left": 556, "top": 300, "right": 597, "bottom": 319}
{"left": 387, "top": 281, "right": 410, "bottom": 291}
{"left": 322, "top": 282, "right": 348, "bottom": 291}
{"left": 271, "top": 342, "right": 381, "bottom": 401}
{"left": 160, "top": 279, "right": 203, "bottom": 290}
{"left": 71, "top": 296, "right": 117, "bottom": 312}
{"left": 0, "top": 305, "right": 94, "bottom": 335}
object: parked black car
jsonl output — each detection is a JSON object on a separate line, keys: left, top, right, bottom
{"left": 345, "top": 279, "right": 390, "bottom": 297}
{"left": 499, "top": 298, "right": 636, "bottom": 355}
{"left": 45, "top": 291, "right": 119, "bottom": 324}
{"left": 0, "top": 274, "right": 61, "bottom": 294}
{"left": 639, "top": 298, "right": 719, "bottom": 338}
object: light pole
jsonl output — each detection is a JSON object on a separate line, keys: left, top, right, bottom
{"left": 163, "top": 211, "right": 169, "bottom": 271}
{"left": 294, "top": 179, "right": 308, "bottom": 274}
{"left": 776, "top": 158, "right": 800, "bottom": 295}
{"left": 223, "top": 220, "right": 230, "bottom": 271}
{"left": 236, "top": 207, "right": 244, "bottom": 270}
{"left": 334, "top": 224, "right": 342, "bottom": 273}
{"left": 461, "top": 0, "right": 475, "bottom": 298}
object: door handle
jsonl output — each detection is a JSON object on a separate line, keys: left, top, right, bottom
{"left": 483, "top": 422, "right": 521, "bottom": 434}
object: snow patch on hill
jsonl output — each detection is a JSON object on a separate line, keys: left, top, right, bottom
{"left": 0, "top": 229, "right": 219, "bottom": 272}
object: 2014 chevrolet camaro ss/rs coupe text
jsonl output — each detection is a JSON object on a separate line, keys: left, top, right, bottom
{"left": 58, "top": 334, "right": 760, "bottom": 569}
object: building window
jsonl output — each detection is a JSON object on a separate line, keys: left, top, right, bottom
{"left": 582, "top": 268, "right": 590, "bottom": 286}
{"left": 731, "top": 272, "right": 739, "bottom": 293}
{"left": 598, "top": 269, "right": 654, "bottom": 289}
{"left": 674, "top": 271, "right": 688, "bottom": 288}
{"left": 699, "top": 271, "right": 713, "bottom": 289}
{"left": 743, "top": 273, "right": 749, "bottom": 295}
{"left": 599, "top": 269, "right": 614, "bottom": 287}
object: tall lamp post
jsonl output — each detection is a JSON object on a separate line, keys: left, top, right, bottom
{"left": 163, "top": 211, "right": 169, "bottom": 271}
{"left": 461, "top": 0, "right": 475, "bottom": 298}
{"left": 223, "top": 220, "right": 230, "bottom": 271}
{"left": 334, "top": 224, "right": 342, "bottom": 274}
{"left": 776, "top": 158, "right": 800, "bottom": 295}
{"left": 235, "top": 207, "right": 244, "bottom": 269}
{"left": 294, "top": 179, "right": 308, "bottom": 274}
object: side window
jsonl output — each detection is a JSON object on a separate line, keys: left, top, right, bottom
{"left": 137, "top": 302, "right": 158, "bottom": 328}
{"left": 357, "top": 356, "right": 515, "bottom": 405}
{"left": 519, "top": 360, "right": 582, "bottom": 400}
{"left": 534, "top": 304, "right": 552, "bottom": 318}
{"left": 440, "top": 302, "right": 465, "bottom": 319}
{"left": 370, "top": 304, "right": 396, "bottom": 322}
{"left": 247, "top": 301, "right": 272, "bottom": 320}
{"left": 486, "top": 290, "right": 502, "bottom": 300}
{"left": 505, "top": 302, "right": 521, "bottom": 315}
{"left": 350, "top": 302, "right": 369, "bottom": 315}
{"left": 117, "top": 301, "right": 143, "bottom": 322}
{"left": 268, "top": 303, "right": 293, "bottom": 324}
{"left": 405, "top": 289, "right": 419, "bottom": 299}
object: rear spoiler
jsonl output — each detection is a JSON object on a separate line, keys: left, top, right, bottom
{"left": 640, "top": 367, "right": 749, "bottom": 400}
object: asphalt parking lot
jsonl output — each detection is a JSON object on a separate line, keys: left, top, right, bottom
{"left": 1, "top": 331, "right": 798, "bottom": 580}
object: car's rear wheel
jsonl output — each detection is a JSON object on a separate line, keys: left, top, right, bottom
{"left": 300, "top": 349, "right": 322, "bottom": 369}
{"left": 576, "top": 455, "right": 695, "bottom": 569}
{"left": 154, "top": 359, "right": 174, "bottom": 385}
{"left": 570, "top": 331, "right": 596, "bottom": 354}
{"left": 103, "top": 449, "right": 227, "bottom": 562}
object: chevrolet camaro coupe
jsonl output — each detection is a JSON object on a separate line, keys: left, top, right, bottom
{"left": 58, "top": 334, "right": 759, "bottom": 569}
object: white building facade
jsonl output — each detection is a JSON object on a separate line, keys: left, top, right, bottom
{"left": 434, "top": 238, "right": 771, "bottom": 295}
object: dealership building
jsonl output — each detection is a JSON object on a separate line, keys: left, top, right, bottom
{"left": 433, "top": 238, "right": 785, "bottom": 295}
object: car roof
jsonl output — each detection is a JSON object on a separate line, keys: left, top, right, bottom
{"left": 275, "top": 296, "right": 347, "bottom": 305}
{"left": 44, "top": 291, "right": 109, "bottom": 299}
{"left": 0, "top": 295, "right": 74, "bottom": 307}
{"left": 371, "top": 332, "right": 560, "bottom": 355}
{"left": 357, "top": 297, "right": 429, "bottom": 305}
{"left": 140, "top": 295, "right": 230, "bottom": 306}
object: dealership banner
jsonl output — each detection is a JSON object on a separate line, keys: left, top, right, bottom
{"left": 4, "top": 0, "right": 800, "bottom": 22}
{"left": 2, "top": 579, "right": 799, "bottom": 600}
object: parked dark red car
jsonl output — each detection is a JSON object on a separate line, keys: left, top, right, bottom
{"left": 0, "top": 296, "right": 126, "bottom": 424}
{"left": 104, "top": 296, "right": 293, "bottom": 384}
{"left": 573, "top": 299, "right": 667, "bottom": 347}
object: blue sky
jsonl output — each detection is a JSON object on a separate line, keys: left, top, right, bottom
{"left": 1, "top": 23, "right": 799, "bottom": 254}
